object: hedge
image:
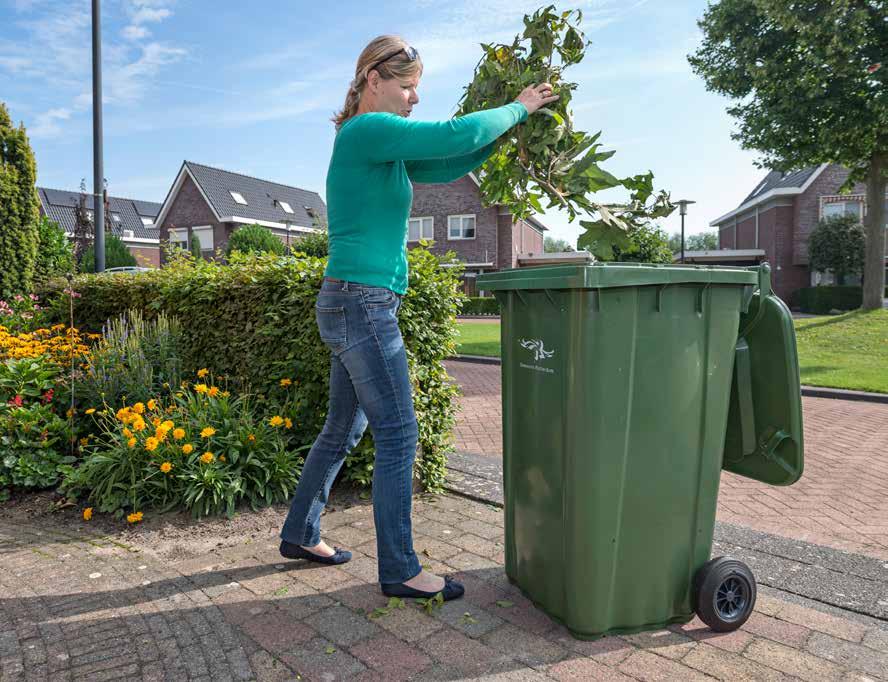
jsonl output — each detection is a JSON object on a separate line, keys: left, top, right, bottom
{"left": 38, "top": 248, "right": 467, "bottom": 491}
{"left": 790, "top": 286, "right": 888, "bottom": 314}
{"left": 460, "top": 296, "right": 500, "bottom": 316}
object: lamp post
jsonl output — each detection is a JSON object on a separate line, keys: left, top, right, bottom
{"left": 91, "top": 0, "right": 105, "bottom": 272}
{"left": 676, "top": 199, "right": 696, "bottom": 264}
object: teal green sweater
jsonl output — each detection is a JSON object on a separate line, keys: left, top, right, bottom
{"left": 324, "top": 101, "right": 529, "bottom": 294}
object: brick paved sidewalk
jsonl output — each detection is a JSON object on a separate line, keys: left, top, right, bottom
{"left": 2, "top": 494, "right": 888, "bottom": 681}
{"left": 445, "top": 359, "right": 888, "bottom": 561}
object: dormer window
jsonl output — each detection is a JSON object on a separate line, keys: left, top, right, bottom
{"left": 278, "top": 201, "right": 294, "bottom": 214}
{"left": 230, "top": 191, "right": 248, "bottom": 205}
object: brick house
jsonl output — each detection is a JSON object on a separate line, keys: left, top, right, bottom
{"left": 37, "top": 187, "right": 161, "bottom": 267}
{"left": 154, "top": 161, "right": 326, "bottom": 262}
{"left": 409, "top": 172, "right": 548, "bottom": 295}
{"left": 692, "top": 164, "right": 888, "bottom": 303}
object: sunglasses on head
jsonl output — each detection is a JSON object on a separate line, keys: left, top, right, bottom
{"left": 367, "top": 46, "right": 419, "bottom": 75}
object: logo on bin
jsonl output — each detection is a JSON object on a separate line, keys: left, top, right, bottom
{"left": 519, "top": 338, "right": 555, "bottom": 362}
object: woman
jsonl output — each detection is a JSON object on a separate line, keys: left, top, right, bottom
{"left": 279, "top": 35, "right": 558, "bottom": 601}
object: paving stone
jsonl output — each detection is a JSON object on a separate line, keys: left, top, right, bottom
{"left": 240, "top": 610, "right": 315, "bottom": 656}
{"left": 281, "top": 636, "right": 367, "bottom": 680}
{"left": 416, "top": 628, "right": 512, "bottom": 677}
{"left": 618, "top": 649, "right": 713, "bottom": 681}
{"left": 546, "top": 656, "right": 636, "bottom": 681}
{"left": 311, "top": 604, "right": 380, "bottom": 646}
{"left": 682, "top": 642, "right": 793, "bottom": 681}
{"left": 372, "top": 602, "right": 445, "bottom": 642}
{"left": 743, "top": 611, "right": 813, "bottom": 648}
{"left": 669, "top": 617, "right": 754, "bottom": 653}
{"left": 861, "top": 627, "right": 888, "bottom": 652}
{"left": 744, "top": 637, "right": 844, "bottom": 681}
{"left": 549, "top": 630, "right": 636, "bottom": 665}
{"left": 482, "top": 623, "right": 566, "bottom": 667}
{"left": 247, "top": 650, "right": 295, "bottom": 682}
{"left": 349, "top": 632, "right": 433, "bottom": 680}
{"left": 432, "top": 600, "right": 503, "bottom": 638}
{"left": 621, "top": 628, "right": 697, "bottom": 661}
{"left": 806, "top": 631, "right": 888, "bottom": 678}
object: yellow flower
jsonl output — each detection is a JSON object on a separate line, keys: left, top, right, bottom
{"left": 222, "top": 390, "right": 230, "bottom": 397}
{"left": 160, "top": 462, "right": 172, "bottom": 473}
{"left": 154, "top": 429, "right": 168, "bottom": 442}
{"left": 132, "top": 402, "right": 145, "bottom": 414}
{"left": 66, "top": 408, "right": 74, "bottom": 418}
{"left": 280, "top": 378, "right": 292, "bottom": 387}
{"left": 247, "top": 433, "right": 256, "bottom": 442}
{"left": 79, "top": 437, "right": 89, "bottom": 447}
{"left": 132, "top": 418, "right": 147, "bottom": 432}
{"left": 194, "top": 383, "right": 209, "bottom": 395}
{"left": 165, "top": 406, "right": 175, "bottom": 414}
{"left": 173, "top": 428, "right": 185, "bottom": 440}
{"left": 127, "top": 437, "right": 137, "bottom": 448}
{"left": 208, "top": 386, "right": 220, "bottom": 398}
{"left": 116, "top": 407, "right": 131, "bottom": 422}
{"left": 219, "top": 455, "right": 226, "bottom": 462}
{"left": 161, "top": 420, "right": 174, "bottom": 430}
{"left": 147, "top": 399, "right": 157, "bottom": 410}
{"left": 284, "top": 418, "right": 293, "bottom": 429}
{"left": 83, "top": 507, "right": 93, "bottom": 521}
{"left": 85, "top": 408, "right": 96, "bottom": 415}
{"left": 122, "top": 427, "right": 133, "bottom": 438}
{"left": 269, "top": 415, "right": 284, "bottom": 427}
{"left": 182, "top": 444, "right": 194, "bottom": 455}
{"left": 200, "top": 451, "right": 214, "bottom": 464}
{"left": 151, "top": 417, "right": 161, "bottom": 427}
{"left": 145, "top": 437, "right": 159, "bottom": 452}
{"left": 127, "top": 511, "right": 143, "bottom": 524}
{"left": 197, "top": 368, "right": 209, "bottom": 378}
{"left": 200, "top": 426, "right": 216, "bottom": 438}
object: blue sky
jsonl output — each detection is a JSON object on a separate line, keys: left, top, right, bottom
{"left": 1, "top": 0, "right": 769, "bottom": 245}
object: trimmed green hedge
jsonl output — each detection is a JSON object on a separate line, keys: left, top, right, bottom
{"left": 38, "top": 248, "right": 466, "bottom": 491}
{"left": 460, "top": 296, "right": 500, "bottom": 316}
{"left": 791, "top": 286, "right": 888, "bottom": 314}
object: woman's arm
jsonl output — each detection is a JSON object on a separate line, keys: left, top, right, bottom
{"left": 404, "top": 142, "right": 495, "bottom": 184}
{"left": 352, "top": 102, "right": 528, "bottom": 163}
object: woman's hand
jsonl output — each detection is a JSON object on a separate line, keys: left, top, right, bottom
{"left": 515, "top": 83, "right": 560, "bottom": 115}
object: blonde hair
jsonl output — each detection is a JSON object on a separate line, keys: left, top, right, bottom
{"left": 333, "top": 35, "right": 423, "bottom": 130}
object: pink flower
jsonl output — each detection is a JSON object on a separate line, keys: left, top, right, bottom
{"left": 42, "top": 389, "right": 54, "bottom": 404}
{"left": 8, "top": 395, "right": 23, "bottom": 407}
{"left": 867, "top": 63, "right": 882, "bottom": 74}
{"left": 13, "top": 294, "right": 23, "bottom": 302}
{"left": 28, "top": 294, "right": 39, "bottom": 301}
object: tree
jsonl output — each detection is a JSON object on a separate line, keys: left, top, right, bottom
{"left": 807, "top": 214, "right": 866, "bottom": 285}
{"left": 33, "top": 216, "right": 75, "bottom": 285}
{"left": 79, "top": 232, "right": 137, "bottom": 272}
{"left": 544, "top": 236, "right": 574, "bottom": 252}
{"left": 689, "top": 1, "right": 887, "bottom": 309}
{"left": 669, "top": 231, "right": 719, "bottom": 253}
{"left": 290, "top": 230, "right": 328, "bottom": 258}
{"left": 598, "top": 223, "right": 673, "bottom": 264}
{"left": 0, "top": 102, "right": 40, "bottom": 296}
{"left": 190, "top": 232, "right": 202, "bottom": 259}
{"left": 225, "top": 224, "right": 285, "bottom": 257}
{"left": 71, "top": 180, "right": 94, "bottom": 266}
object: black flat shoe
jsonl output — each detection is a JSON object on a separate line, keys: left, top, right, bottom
{"left": 279, "top": 540, "right": 352, "bottom": 565}
{"left": 380, "top": 575, "right": 465, "bottom": 601}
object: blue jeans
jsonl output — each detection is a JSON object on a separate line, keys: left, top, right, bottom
{"left": 280, "top": 277, "right": 422, "bottom": 585}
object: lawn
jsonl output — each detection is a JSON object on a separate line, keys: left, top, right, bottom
{"left": 454, "top": 309, "right": 888, "bottom": 394}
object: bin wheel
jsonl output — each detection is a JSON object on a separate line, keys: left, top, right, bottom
{"left": 693, "top": 557, "right": 756, "bottom": 632}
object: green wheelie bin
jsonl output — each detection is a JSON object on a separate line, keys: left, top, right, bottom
{"left": 475, "top": 262, "right": 803, "bottom": 639}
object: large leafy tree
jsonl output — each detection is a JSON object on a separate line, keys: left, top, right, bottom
{"left": 808, "top": 214, "right": 866, "bottom": 285}
{"left": 689, "top": 0, "right": 887, "bottom": 309}
{"left": 0, "top": 102, "right": 40, "bottom": 296}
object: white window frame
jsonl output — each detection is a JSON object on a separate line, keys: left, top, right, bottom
{"left": 140, "top": 216, "right": 154, "bottom": 226}
{"left": 112, "top": 213, "right": 121, "bottom": 222}
{"left": 168, "top": 227, "right": 188, "bottom": 250}
{"left": 191, "top": 225, "right": 214, "bottom": 252}
{"left": 820, "top": 197, "right": 863, "bottom": 221}
{"left": 447, "top": 214, "right": 476, "bottom": 240}
{"left": 229, "top": 191, "right": 248, "bottom": 205}
{"left": 278, "top": 200, "right": 294, "bottom": 214}
{"left": 408, "top": 216, "right": 434, "bottom": 242}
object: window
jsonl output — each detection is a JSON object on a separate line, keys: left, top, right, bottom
{"left": 448, "top": 214, "right": 476, "bottom": 240}
{"left": 277, "top": 201, "right": 294, "bottom": 214}
{"left": 822, "top": 200, "right": 862, "bottom": 221}
{"left": 408, "top": 217, "right": 434, "bottom": 242}
{"left": 168, "top": 228, "right": 188, "bottom": 250}
{"left": 229, "top": 191, "right": 248, "bottom": 205}
{"left": 112, "top": 213, "right": 121, "bottom": 222}
{"left": 140, "top": 216, "right": 154, "bottom": 226}
{"left": 191, "top": 226, "right": 214, "bottom": 252}
{"left": 85, "top": 210, "right": 93, "bottom": 221}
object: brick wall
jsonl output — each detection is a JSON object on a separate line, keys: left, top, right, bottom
{"left": 496, "top": 214, "right": 513, "bottom": 269}
{"left": 158, "top": 174, "right": 222, "bottom": 264}
{"left": 128, "top": 245, "right": 160, "bottom": 268}
{"left": 409, "top": 176, "right": 499, "bottom": 265}
{"left": 736, "top": 214, "right": 756, "bottom": 249}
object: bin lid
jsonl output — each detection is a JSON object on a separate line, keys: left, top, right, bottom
{"left": 476, "top": 262, "right": 759, "bottom": 290}
{"left": 722, "top": 287, "right": 804, "bottom": 486}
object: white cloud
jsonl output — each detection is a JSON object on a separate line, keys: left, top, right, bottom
{"left": 131, "top": 7, "right": 171, "bottom": 24}
{"left": 122, "top": 25, "right": 150, "bottom": 40}
{"left": 29, "top": 107, "right": 72, "bottom": 138}
{"left": 0, "top": 56, "right": 33, "bottom": 73}
{"left": 106, "top": 43, "right": 187, "bottom": 103}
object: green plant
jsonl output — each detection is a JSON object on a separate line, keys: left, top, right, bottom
{"left": 808, "top": 214, "right": 866, "bottom": 286}
{"left": 189, "top": 233, "right": 202, "bottom": 259}
{"left": 79, "top": 232, "right": 138, "bottom": 272}
{"left": 790, "top": 286, "right": 867, "bottom": 315}
{"left": 0, "top": 102, "right": 40, "bottom": 298}
{"left": 543, "top": 236, "right": 573, "bottom": 252}
{"left": 41, "top": 245, "right": 463, "bottom": 492}
{"left": 34, "top": 216, "right": 75, "bottom": 286}
{"left": 602, "top": 223, "right": 673, "bottom": 264}
{"left": 455, "top": 6, "right": 674, "bottom": 258}
{"left": 226, "top": 224, "right": 285, "bottom": 257}
{"left": 289, "top": 230, "right": 329, "bottom": 258}
{"left": 0, "top": 293, "right": 50, "bottom": 333}
{"left": 63, "top": 378, "right": 306, "bottom": 519}
{"left": 460, "top": 297, "right": 500, "bottom": 316}
{"left": 77, "top": 309, "right": 184, "bottom": 410}
{"left": 669, "top": 231, "right": 718, "bottom": 253}
{"left": 689, "top": 0, "right": 886, "bottom": 309}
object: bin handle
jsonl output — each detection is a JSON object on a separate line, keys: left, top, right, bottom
{"left": 738, "top": 263, "right": 771, "bottom": 338}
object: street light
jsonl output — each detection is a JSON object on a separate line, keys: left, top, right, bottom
{"left": 91, "top": 0, "right": 105, "bottom": 272}
{"left": 676, "top": 199, "right": 696, "bottom": 264}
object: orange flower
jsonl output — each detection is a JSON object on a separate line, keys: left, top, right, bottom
{"left": 200, "top": 426, "right": 216, "bottom": 438}
{"left": 132, "top": 402, "right": 145, "bottom": 414}
{"left": 160, "top": 462, "right": 172, "bottom": 473}
{"left": 269, "top": 415, "right": 284, "bottom": 427}
{"left": 147, "top": 399, "right": 157, "bottom": 410}
{"left": 208, "top": 386, "right": 220, "bottom": 398}
{"left": 145, "top": 437, "right": 159, "bottom": 452}
{"left": 182, "top": 444, "right": 194, "bottom": 455}
{"left": 197, "top": 368, "right": 209, "bottom": 378}
{"left": 247, "top": 433, "right": 256, "bottom": 442}
{"left": 280, "top": 378, "right": 292, "bottom": 387}
{"left": 83, "top": 507, "right": 93, "bottom": 521}
{"left": 127, "top": 437, "right": 137, "bottom": 448}
{"left": 127, "top": 511, "right": 143, "bottom": 524}
{"left": 200, "top": 451, "right": 214, "bottom": 464}
{"left": 284, "top": 418, "right": 293, "bottom": 429}
{"left": 194, "top": 383, "right": 209, "bottom": 394}
{"left": 173, "top": 428, "right": 185, "bottom": 440}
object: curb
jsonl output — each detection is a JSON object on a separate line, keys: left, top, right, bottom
{"left": 446, "top": 355, "right": 888, "bottom": 405}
